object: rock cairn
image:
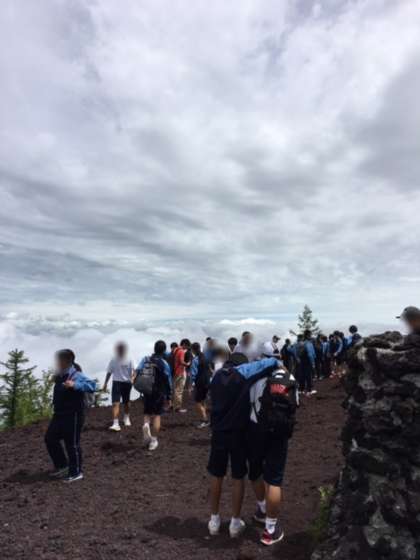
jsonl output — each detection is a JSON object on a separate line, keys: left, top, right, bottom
{"left": 312, "top": 332, "right": 420, "bottom": 560}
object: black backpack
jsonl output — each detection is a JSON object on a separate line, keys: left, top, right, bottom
{"left": 134, "top": 357, "right": 162, "bottom": 396}
{"left": 255, "top": 371, "right": 298, "bottom": 438}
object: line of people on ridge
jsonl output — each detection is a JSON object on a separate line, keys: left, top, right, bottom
{"left": 42, "top": 325, "right": 361, "bottom": 546}
{"left": 41, "top": 309, "right": 420, "bottom": 544}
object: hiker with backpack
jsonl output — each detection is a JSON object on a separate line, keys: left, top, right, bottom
{"left": 102, "top": 342, "right": 134, "bottom": 432}
{"left": 134, "top": 340, "right": 172, "bottom": 451}
{"left": 207, "top": 352, "right": 281, "bottom": 538}
{"left": 247, "top": 366, "right": 298, "bottom": 545}
{"left": 45, "top": 349, "right": 96, "bottom": 482}
{"left": 191, "top": 342, "right": 211, "bottom": 428}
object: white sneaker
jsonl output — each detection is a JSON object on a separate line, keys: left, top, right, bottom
{"left": 208, "top": 517, "right": 221, "bottom": 536}
{"left": 143, "top": 423, "right": 152, "bottom": 445}
{"left": 229, "top": 519, "right": 246, "bottom": 538}
{"left": 148, "top": 437, "right": 159, "bottom": 451}
{"left": 310, "top": 390, "right": 318, "bottom": 395}
{"left": 63, "top": 473, "right": 84, "bottom": 483}
{"left": 109, "top": 423, "right": 121, "bottom": 432}
{"left": 123, "top": 415, "right": 131, "bottom": 427}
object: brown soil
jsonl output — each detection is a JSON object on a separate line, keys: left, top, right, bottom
{"left": 0, "top": 378, "right": 345, "bottom": 560}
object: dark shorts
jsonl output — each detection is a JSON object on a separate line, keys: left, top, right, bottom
{"left": 207, "top": 430, "right": 247, "bottom": 480}
{"left": 247, "top": 423, "right": 289, "bottom": 487}
{"left": 143, "top": 393, "right": 165, "bottom": 416}
{"left": 111, "top": 381, "right": 132, "bottom": 404}
{"left": 194, "top": 382, "right": 209, "bottom": 403}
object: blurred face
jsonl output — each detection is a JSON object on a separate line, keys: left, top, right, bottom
{"left": 406, "top": 317, "right": 420, "bottom": 333}
{"left": 55, "top": 355, "right": 72, "bottom": 372}
{"left": 243, "top": 333, "right": 253, "bottom": 347}
{"left": 228, "top": 341, "right": 236, "bottom": 351}
{"left": 116, "top": 344, "right": 127, "bottom": 358}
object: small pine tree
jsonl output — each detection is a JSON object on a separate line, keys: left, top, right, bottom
{"left": 298, "top": 305, "right": 320, "bottom": 336}
{"left": 34, "top": 369, "right": 55, "bottom": 419}
{"left": 0, "top": 349, "right": 38, "bottom": 428}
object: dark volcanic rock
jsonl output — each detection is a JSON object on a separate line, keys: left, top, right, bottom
{"left": 312, "top": 333, "right": 420, "bottom": 560}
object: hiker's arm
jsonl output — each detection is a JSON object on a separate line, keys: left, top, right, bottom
{"left": 102, "top": 368, "right": 112, "bottom": 391}
{"left": 163, "top": 361, "right": 172, "bottom": 396}
{"left": 235, "top": 357, "right": 280, "bottom": 380}
{"left": 73, "top": 373, "right": 96, "bottom": 393}
{"left": 334, "top": 340, "right": 343, "bottom": 357}
{"left": 134, "top": 358, "right": 146, "bottom": 378}
{"left": 190, "top": 357, "right": 198, "bottom": 384}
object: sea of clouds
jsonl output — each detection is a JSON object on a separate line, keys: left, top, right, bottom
{"left": 0, "top": 312, "right": 396, "bottom": 387}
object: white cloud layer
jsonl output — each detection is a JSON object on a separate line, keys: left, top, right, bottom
{"left": 1, "top": 0, "right": 419, "bottom": 327}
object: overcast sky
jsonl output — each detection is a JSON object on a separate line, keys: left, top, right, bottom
{"left": 1, "top": 0, "right": 420, "bottom": 330}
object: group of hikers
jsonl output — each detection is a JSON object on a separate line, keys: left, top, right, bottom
{"left": 43, "top": 306, "right": 420, "bottom": 546}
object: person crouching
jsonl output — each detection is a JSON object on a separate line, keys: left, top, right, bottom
{"left": 45, "top": 349, "right": 96, "bottom": 482}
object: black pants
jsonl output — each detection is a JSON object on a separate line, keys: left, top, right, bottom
{"left": 45, "top": 412, "right": 84, "bottom": 477}
{"left": 299, "top": 361, "right": 314, "bottom": 393}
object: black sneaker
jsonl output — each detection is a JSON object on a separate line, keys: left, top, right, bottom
{"left": 261, "top": 526, "right": 285, "bottom": 546}
{"left": 253, "top": 506, "right": 266, "bottom": 525}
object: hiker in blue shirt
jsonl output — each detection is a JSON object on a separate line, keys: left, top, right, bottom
{"left": 45, "top": 349, "right": 96, "bottom": 483}
{"left": 298, "top": 330, "right": 317, "bottom": 396}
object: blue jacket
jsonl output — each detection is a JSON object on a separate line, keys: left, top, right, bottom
{"left": 303, "top": 340, "right": 316, "bottom": 368}
{"left": 53, "top": 365, "right": 96, "bottom": 415}
{"left": 210, "top": 357, "right": 280, "bottom": 432}
{"left": 190, "top": 353, "right": 211, "bottom": 384}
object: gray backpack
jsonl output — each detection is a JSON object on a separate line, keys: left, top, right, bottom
{"left": 134, "top": 358, "right": 159, "bottom": 396}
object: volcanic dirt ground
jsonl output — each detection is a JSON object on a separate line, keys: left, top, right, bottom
{"left": 0, "top": 378, "right": 345, "bottom": 560}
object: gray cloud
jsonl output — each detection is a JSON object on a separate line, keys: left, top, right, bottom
{"left": 0, "top": 0, "right": 420, "bottom": 327}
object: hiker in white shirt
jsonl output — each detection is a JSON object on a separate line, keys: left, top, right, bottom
{"left": 103, "top": 342, "right": 134, "bottom": 431}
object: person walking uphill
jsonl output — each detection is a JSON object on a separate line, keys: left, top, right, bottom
{"left": 103, "top": 342, "right": 134, "bottom": 431}
{"left": 207, "top": 352, "right": 281, "bottom": 539}
{"left": 135, "top": 340, "right": 172, "bottom": 451}
{"left": 173, "top": 339, "right": 191, "bottom": 413}
{"left": 45, "top": 349, "right": 96, "bottom": 483}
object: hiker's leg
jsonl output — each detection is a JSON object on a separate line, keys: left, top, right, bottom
{"left": 63, "top": 412, "right": 84, "bottom": 477}
{"left": 196, "top": 401, "right": 207, "bottom": 422}
{"left": 231, "top": 478, "right": 245, "bottom": 518}
{"left": 152, "top": 415, "right": 161, "bottom": 436}
{"left": 45, "top": 415, "right": 67, "bottom": 470}
{"left": 252, "top": 477, "right": 266, "bottom": 501}
{"left": 209, "top": 476, "right": 224, "bottom": 515}
{"left": 265, "top": 484, "right": 282, "bottom": 518}
{"left": 112, "top": 402, "right": 120, "bottom": 421}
